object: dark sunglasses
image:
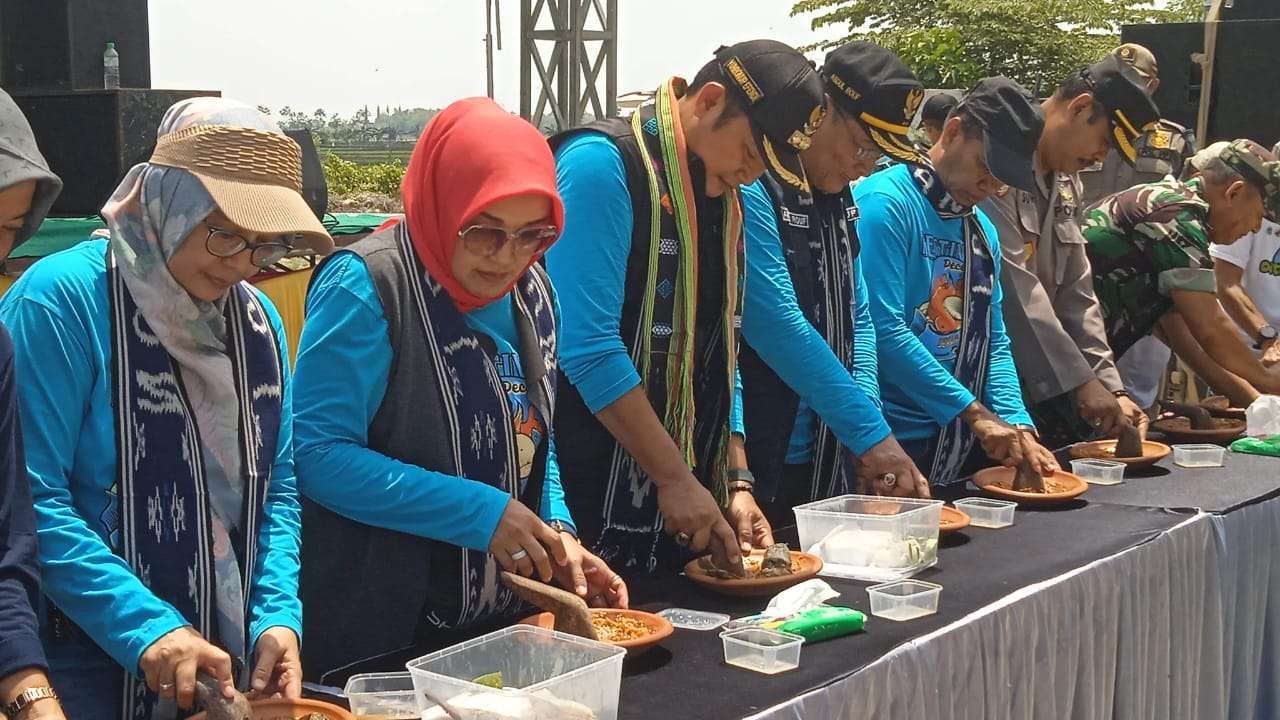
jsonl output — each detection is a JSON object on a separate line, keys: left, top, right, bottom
{"left": 457, "top": 223, "right": 559, "bottom": 257}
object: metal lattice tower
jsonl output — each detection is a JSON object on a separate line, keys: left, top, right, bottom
{"left": 520, "top": 0, "right": 617, "bottom": 132}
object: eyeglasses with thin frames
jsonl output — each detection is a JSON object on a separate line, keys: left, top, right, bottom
{"left": 204, "top": 226, "right": 296, "bottom": 270}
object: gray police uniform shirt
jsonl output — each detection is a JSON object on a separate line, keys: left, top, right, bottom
{"left": 1081, "top": 119, "right": 1196, "bottom": 209}
{"left": 981, "top": 163, "right": 1125, "bottom": 403}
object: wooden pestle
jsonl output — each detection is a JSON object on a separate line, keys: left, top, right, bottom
{"left": 500, "top": 571, "right": 598, "bottom": 641}
{"left": 1165, "top": 402, "right": 1215, "bottom": 430}
{"left": 1114, "top": 422, "right": 1144, "bottom": 458}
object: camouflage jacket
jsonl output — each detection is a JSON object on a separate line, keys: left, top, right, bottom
{"left": 1083, "top": 177, "right": 1216, "bottom": 359}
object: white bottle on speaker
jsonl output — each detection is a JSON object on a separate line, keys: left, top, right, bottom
{"left": 103, "top": 42, "right": 120, "bottom": 89}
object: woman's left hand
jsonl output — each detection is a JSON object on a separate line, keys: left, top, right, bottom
{"left": 552, "top": 533, "right": 629, "bottom": 609}
{"left": 248, "top": 627, "right": 301, "bottom": 700}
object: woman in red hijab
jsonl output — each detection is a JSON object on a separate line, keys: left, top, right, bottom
{"left": 292, "top": 98, "right": 627, "bottom": 685}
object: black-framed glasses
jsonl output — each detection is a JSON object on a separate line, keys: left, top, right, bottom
{"left": 457, "top": 224, "right": 558, "bottom": 258}
{"left": 204, "top": 226, "right": 295, "bottom": 270}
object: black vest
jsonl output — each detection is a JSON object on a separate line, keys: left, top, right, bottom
{"left": 549, "top": 119, "right": 731, "bottom": 552}
{"left": 739, "top": 173, "right": 861, "bottom": 501}
{"left": 299, "top": 231, "right": 548, "bottom": 683}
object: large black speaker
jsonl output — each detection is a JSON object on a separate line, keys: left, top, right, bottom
{"left": 1121, "top": 23, "right": 1203, "bottom": 131}
{"left": 1, "top": 0, "right": 151, "bottom": 90}
{"left": 1220, "top": 0, "right": 1280, "bottom": 21}
{"left": 13, "top": 89, "right": 219, "bottom": 216}
{"left": 1123, "top": 19, "right": 1280, "bottom": 146}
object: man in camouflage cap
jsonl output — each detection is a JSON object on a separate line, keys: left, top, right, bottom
{"left": 1080, "top": 43, "right": 1198, "bottom": 208}
{"left": 1084, "top": 139, "right": 1280, "bottom": 401}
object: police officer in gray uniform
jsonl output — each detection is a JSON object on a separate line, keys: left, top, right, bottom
{"left": 981, "top": 56, "right": 1160, "bottom": 447}
{"left": 1080, "top": 44, "right": 1198, "bottom": 208}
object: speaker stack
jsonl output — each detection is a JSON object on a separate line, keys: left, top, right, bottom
{"left": 1, "top": 0, "right": 218, "bottom": 215}
{"left": 1123, "top": 5, "right": 1280, "bottom": 147}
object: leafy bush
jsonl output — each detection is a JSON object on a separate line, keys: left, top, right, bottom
{"left": 321, "top": 152, "right": 405, "bottom": 197}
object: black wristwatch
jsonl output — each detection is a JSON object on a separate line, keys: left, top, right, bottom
{"left": 547, "top": 520, "right": 577, "bottom": 539}
{"left": 1255, "top": 324, "right": 1277, "bottom": 350}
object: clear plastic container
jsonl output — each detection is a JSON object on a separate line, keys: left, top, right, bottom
{"left": 657, "top": 607, "right": 729, "bottom": 631}
{"left": 720, "top": 627, "right": 804, "bottom": 674}
{"left": 867, "top": 579, "right": 942, "bottom": 621}
{"left": 1173, "top": 444, "right": 1226, "bottom": 468}
{"left": 1070, "top": 458, "right": 1127, "bottom": 485}
{"left": 344, "top": 672, "right": 419, "bottom": 718}
{"left": 952, "top": 497, "right": 1016, "bottom": 528}
{"left": 795, "top": 494, "right": 943, "bottom": 582}
{"left": 407, "top": 625, "right": 625, "bottom": 720}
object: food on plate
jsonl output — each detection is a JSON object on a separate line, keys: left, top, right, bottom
{"left": 1163, "top": 402, "right": 1216, "bottom": 430}
{"left": 698, "top": 544, "right": 798, "bottom": 579}
{"left": 985, "top": 471, "right": 1076, "bottom": 494}
{"left": 590, "top": 612, "right": 651, "bottom": 643}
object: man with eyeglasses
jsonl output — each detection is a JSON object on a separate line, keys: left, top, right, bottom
{"left": 855, "top": 78, "right": 1060, "bottom": 488}
{"left": 737, "top": 42, "right": 932, "bottom": 525}
{"left": 979, "top": 55, "right": 1160, "bottom": 447}
{"left": 546, "top": 40, "right": 825, "bottom": 574}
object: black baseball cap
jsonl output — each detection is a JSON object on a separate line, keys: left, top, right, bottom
{"left": 822, "top": 41, "right": 926, "bottom": 164}
{"left": 953, "top": 77, "right": 1044, "bottom": 193}
{"left": 921, "top": 93, "right": 959, "bottom": 125}
{"left": 713, "top": 40, "right": 826, "bottom": 192}
{"left": 1079, "top": 55, "right": 1161, "bottom": 166}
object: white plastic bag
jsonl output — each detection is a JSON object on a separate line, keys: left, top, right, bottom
{"left": 1246, "top": 394, "right": 1280, "bottom": 437}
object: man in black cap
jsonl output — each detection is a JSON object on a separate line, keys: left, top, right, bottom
{"left": 1081, "top": 44, "right": 1198, "bottom": 208}
{"left": 545, "top": 40, "right": 825, "bottom": 574}
{"left": 981, "top": 55, "right": 1160, "bottom": 447}
{"left": 854, "top": 77, "right": 1059, "bottom": 488}
{"left": 920, "top": 92, "right": 959, "bottom": 147}
{"left": 736, "top": 41, "right": 931, "bottom": 527}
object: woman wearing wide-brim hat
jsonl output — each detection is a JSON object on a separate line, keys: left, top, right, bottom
{"left": 0, "top": 97, "right": 332, "bottom": 719}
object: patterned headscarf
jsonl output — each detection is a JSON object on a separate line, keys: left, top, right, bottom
{"left": 0, "top": 89, "right": 62, "bottom": 251}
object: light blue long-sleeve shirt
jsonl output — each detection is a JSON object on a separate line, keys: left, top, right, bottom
{"left": 548, "top": 131, "right": 745, "bottom": 434}
{"left": 292, "top": 251, "right": 573, "bottom": 555}
{"left": 738, "top": 181, "right": 890, "bottom": 460}
{"left": 0, "top": 239, "right": 301, "bottom": 675}
{"left": 854, "top": 165, "right": 1033, "bottom": 441}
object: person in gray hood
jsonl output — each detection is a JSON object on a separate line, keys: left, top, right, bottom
{"left": 0, "top": 90, "right": 62, "bottom": 260}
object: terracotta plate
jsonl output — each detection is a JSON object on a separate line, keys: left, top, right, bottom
{"left": 1070, "top": 439, "right": 1172, "bottom": 469}
{"left": 940, "top": 505, "right": 971, "bottom": 534}
{"left": 1152, "top": 417, "right": 1246, "bottom": 444}
{"left": 683, "top": 550, "right": 823, "bottom": 598}
{"left": 972, "top": 466, "right": 1088, "bottom": 506}
{"left": 189, "top": 698, "right": 354, "bottom": 720}
{"left": 519, "top": 608, "right": 673, "bottom": 653}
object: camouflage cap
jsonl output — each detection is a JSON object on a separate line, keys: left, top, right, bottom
{"left": 1219, "top": 138, "right": 1280, "bottom": 220}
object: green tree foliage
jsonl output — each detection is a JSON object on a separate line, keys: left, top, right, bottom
{"left": 791, "top": 0, "right": 1204, "bottom": 94}
{"left": 320, "top": 152, "right": 405, "bottom": 196}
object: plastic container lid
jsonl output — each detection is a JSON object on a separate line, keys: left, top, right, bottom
{"left": 656, "top": 608, "right": 730, "bottom": 631}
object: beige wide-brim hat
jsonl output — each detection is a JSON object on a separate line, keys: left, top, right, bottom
{"left": 149, "top": 124, "right": 333, "bottom": 255}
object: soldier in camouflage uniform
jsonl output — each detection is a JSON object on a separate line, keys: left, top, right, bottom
{"left": 1085, "top": 139, "right": 1280, "bottom": 399}
{"left": 1080, "top": 44, "right": 1198, "bottom": 209}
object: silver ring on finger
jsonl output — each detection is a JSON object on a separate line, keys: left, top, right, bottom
{"left": 509, "top": 548, "right": 529, "bottom": 562}
{"left": 880, "top": 472, "right": 898, "bottom": 489}
{"left": 674, "top": 531, "right": 692, "bottom": 547}
{"left": 1092, "top": 418, "right": 1103, "bottom": 427}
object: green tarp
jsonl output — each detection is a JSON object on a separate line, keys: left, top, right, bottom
{"left": 14, "top": 213, "right": 396, "bottom": 259}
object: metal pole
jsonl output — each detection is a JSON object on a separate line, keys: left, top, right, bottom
{"left": 485, "top": 0, "right": 495, "bottom": 99}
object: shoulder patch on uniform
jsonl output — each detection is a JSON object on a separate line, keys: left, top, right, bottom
{"left": 846, "top": 204, "right": 859, "bottom": 222}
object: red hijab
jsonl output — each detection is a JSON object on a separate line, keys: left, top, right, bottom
{"left": 400, "top": 97, "right": 565, "bottom": 312}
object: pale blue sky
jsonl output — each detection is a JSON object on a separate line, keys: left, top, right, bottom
{"left": 148, "top": 1, "right": 841, "bottom": 117}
